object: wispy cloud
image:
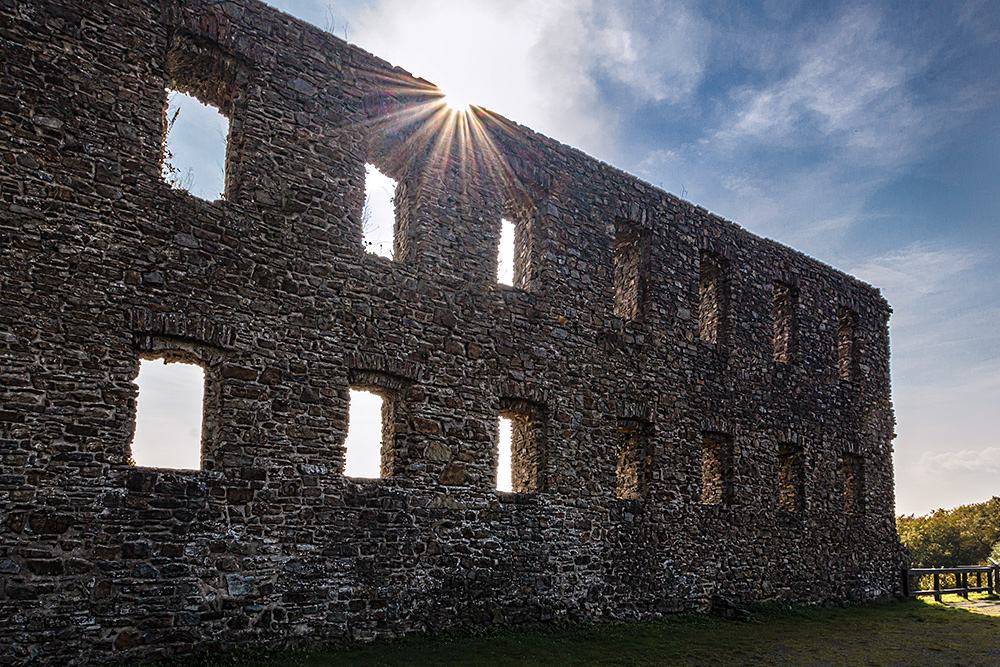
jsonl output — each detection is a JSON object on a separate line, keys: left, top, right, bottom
{"left": 956, "top": 0, "right": 1000, "bottom": 45}
{"left": 715, "top": 6, "right": 928, "bottom": 169}
{"left": 901, "top": 440, "right": 1000, "bottom": 514}
{"left": 628, "top": 3, "right": 999, "bottom": 259}
{"left": 850, "top": 242, "right": 985, "bottom": 305}
{"left": 848, "top": 242, "right": 1000, "bottom": 385}
{"left": 636, "top": 147, "right": 871, "bottom": 253}
{"left": 915, "top": 446, "right": 1000, "bottom": 475}
{"left": 628, "top": 6, "right": 934, "bottom": 253}
{"left": 586, "top": 1, "right": 710, "bottom": 105}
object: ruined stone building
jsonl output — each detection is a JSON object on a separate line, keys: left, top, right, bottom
{"left": 0, "top": 0, "right": 902, "bottom": 663}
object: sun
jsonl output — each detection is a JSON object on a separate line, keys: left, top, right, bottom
{"left": 442, "top": 91, "right": 473, "bottom": 113}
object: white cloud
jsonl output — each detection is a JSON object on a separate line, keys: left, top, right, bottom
{"left": 956, "top": 0, "right": 1000, "bottom": 45}
{"left": 900, "top": 442, "right": 1000, "bottom": 514}
{"left": 915, "top": 446, "right": 1000, "bottom": 475}
{"left": 630, "top": 5, "right": 946, "bottom": 255}
{"left": 587, "top": 2, "right": 711, "bottom": 105}
{"left": 628, "top": 1, "right": 999, "bottom": 261}
{"left": 896, "top": 359, "right": 1000, "bottom": 515}
{"left": 846, "top": 243, "right": 1000, "bottom": 389}
{"left": 636, "top": 147, "right": 870, "bottom": 254}
{"left": 716, "top": 6, "right": 927, "bottom": 169}
{"left": 848, "top": 243, "right": 1000, "bottom": 367}
{"left": 850, "top": 243, "right": 984, "bottom": 304}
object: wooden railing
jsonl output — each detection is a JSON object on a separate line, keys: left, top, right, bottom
{"left": 904, "top": 562, "right": 1000, "bottom": 601}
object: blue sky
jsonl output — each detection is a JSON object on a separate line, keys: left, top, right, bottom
{"left": 161, "top": 0, "right": 1000, "bottom": 515}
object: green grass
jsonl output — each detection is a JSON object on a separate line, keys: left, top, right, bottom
{"left": 160, "top": 599, "right": 1000, "bottom": 667}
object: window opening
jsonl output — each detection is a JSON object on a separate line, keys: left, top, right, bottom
{"left": 344, "top": 388, "right": 386, "bottom": 478}
{"left": 838, "top": 306, "right": 860, "bottom": 380}
{"left": 504, "top": 207, "right": 536, "bottom": 291}
{"left": 616, "top": 418, "right": 650, "bottom": 499}
{"left": 497, "top": 416, "right": 514, "bottom": 491}
{"left": 701, "top": 432, "right": 734, "bottom": 506}
{"left": 613, "top": 221, "right": 646, "bottom": 320}
{"left": 772, "top": 281, "right": 799, "bottom": 363}
{"left": 843, "top": 453, "right": 865, "bottom": 514}
{"left": 162, "top": 89, "right": 229, "bottom": 201}
{"left": 777, "top": 444, "right": 805, "bottom": 511}
{"left": 131, "top": 356, "right": 204, "bottom": 470}
{"left": 499, "top": 398, "right": 545, "bottom": 493}
{"left": 363, "top": 163, "right": 397, "bottom": 259}
{"left": 698, "top": 251, "right": 728, "bottom": 344}
{"left": 497, "top": 218, "right": 515, "bottom": 286}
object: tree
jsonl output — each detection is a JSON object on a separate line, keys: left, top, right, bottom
{"left": 898, "top": 497, "right": 1000, "bottom": 567}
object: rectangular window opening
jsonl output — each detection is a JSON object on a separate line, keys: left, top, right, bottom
{"left": 162, "top": 89, "right": 229, "bottom": 201}
{"left": 363, "top": 163, "right": 398, "bottom": 259}
{"left": 613, "top": 221, "right": 646, "bottom": 320}
{"left": 504, "top": 207, "right": 535, "bottom": 291}
{"left": 838, "top": 306, "right": 860, "bottom": 380}
{"left": 773, "top": 281, "right": 800, "bottom": 363}
{"left": 698, "top": 251, "right": 728, "bottom": 344}
{"left": 497, "top": 218, "right": 515, "bottom": 286}
{"left": 497, "top": 416, "right": 514, "bottom": 491}
{"left": 131, "top": 355, "right": 205, "bottom": 470}
{"left": 701, "top": 432, "right": 734, "bottom": 506}
{"left": 843, "top": 453, "right": 865, "bottom": 514}
{"left": 616, "top": 418, "right": 650, "bottom": 499}
{"left": 499, "top": 399, "right": 545, "bottom": 493}
{"left": 344, "top": 388, "right": 390, "bottom": 478}
{"left": 163, "top": 29, "right": 248, "bottom": 201}
{"left": 777, "top": 444, "right": 805, "bottom": 512}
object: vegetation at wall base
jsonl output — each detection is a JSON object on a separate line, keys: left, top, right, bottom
{"left": 154, "top": 599, "right": 1000, "bottom": 667}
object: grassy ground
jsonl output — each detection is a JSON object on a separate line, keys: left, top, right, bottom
{"left": 161, "top": 598, "right": 1000, "bottom": 667}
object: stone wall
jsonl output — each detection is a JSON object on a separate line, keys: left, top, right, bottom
{"left": 0, "top": 0, "right": 902, "bottom": 664}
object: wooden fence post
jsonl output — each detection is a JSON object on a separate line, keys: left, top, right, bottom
{"left": 907, "top": 565, "right": 995, "bottom": 599}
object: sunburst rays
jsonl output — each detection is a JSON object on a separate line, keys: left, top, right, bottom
{"left": 360, "top": 69, "right": 526, "bottom": 203}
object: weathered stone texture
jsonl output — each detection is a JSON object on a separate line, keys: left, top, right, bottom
{"left": 0, "top": 0, "right": 902, "bottom": 664}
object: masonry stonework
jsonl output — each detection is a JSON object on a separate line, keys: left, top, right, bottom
{"left": 0, "top": 0, "right": 902, "bottom": 663}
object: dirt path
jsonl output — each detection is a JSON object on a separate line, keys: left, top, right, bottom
{"left": 943, "top": 597, "right": 1000, "bottom": 617}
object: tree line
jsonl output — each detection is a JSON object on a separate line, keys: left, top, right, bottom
{"left": 897, "top": 497, "right": 1000, "bottom": 567}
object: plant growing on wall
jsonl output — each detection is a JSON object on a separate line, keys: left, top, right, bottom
{"left": 161, "top": 96, "right": 196, "bottom": 194}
